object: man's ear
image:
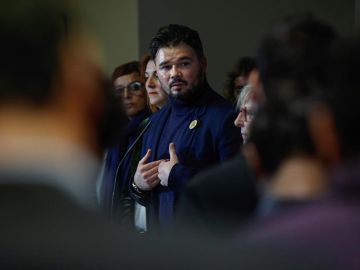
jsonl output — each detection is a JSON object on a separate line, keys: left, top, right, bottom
{"left": 200, "top": 56, "right": 208, "bottom": 73}
{"left": 307, "top": 103, "right": 341, "bottom": 166}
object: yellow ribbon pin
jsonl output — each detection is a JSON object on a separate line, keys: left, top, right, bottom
{"left": 189, "top": 120, "right": 198, "bottom": 130}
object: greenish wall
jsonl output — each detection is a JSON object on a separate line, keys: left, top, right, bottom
{"left": 75, "top": 0, "right": 139, "bottom": 77}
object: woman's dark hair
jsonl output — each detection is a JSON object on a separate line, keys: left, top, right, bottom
{"left": 223, "top": 57, "right": 257, "bottom": 103}
{"left": 111, "top": 61, "right": 140, "bottom": 85}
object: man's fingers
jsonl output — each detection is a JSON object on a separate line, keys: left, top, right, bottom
{"left": 146, "top": 173, "right": 160, "bottom": 185}
{"left": 138, "top": 149, "right": 151, "bottom": 165}
{"left": 141, "top": 159, "right": 163, "bottom": 171}
{"left": 143, "top": 166, "right": 160, "bottom": 179}
{"left": 149, "top": 178, "right": 160, "bottom": 188}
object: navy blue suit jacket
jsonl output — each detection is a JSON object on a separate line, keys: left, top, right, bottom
{"left": 139, "top": 83, "right": 242, "bottom": 228}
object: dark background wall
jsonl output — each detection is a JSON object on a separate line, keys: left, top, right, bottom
{"left": 139, "top": 0, "right": 354, "bottom": 94}
{"left": 76, "top": 0, "right": 138, "bottom": 76}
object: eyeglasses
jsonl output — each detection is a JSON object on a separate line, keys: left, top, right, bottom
{"left": 114, "top": 81, "right": 144, "bottom": 97}
{"left": 239, "top": 107, "right": 256, "bottom": 122}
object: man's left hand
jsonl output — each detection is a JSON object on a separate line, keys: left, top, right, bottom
{"left": 158, "top": 143, "right": 179, "bottom": 186}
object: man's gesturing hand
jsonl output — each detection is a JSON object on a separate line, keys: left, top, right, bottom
{"left": 133, "top": 149, "right": 162, "bottom": 191}
{"left": 158, "top": 143, "right": 179, "bottom": 186}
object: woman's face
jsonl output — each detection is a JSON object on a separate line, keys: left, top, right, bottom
{"left": 145, "top": 60, "right": 168, "bottom": 109}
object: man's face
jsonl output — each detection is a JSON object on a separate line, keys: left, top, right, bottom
{"left": 155, "top": 42, "right": 206, "bottom": 100}
{"left": 113, "top": 72, "right": 147, "bottom": 119}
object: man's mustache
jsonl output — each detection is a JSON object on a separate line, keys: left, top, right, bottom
{"left": 170, "top": 78, "right": 188, "bottom": 87}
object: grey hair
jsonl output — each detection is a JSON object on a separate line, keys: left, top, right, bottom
{"left": 235, "top": 84, "right": 253, "bottom": 110}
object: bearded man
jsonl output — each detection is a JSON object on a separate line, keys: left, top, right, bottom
{"left": 131, "top": 24, "right": 242, "bottom": 230}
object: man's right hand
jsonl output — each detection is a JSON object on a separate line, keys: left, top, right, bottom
{"left": 133, "top": 149, "right": 162, "bottom": 191}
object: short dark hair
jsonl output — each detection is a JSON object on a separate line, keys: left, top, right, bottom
{"left": 111, "top": 61, "right": 140, "bottom": 85}
{"left": 0, "top": 0, "right": 73, "bottom": 106}
{"left": 149, "top": 24, "right": 204, "bottom": 60}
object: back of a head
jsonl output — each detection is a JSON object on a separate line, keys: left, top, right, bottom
{"left": 149, "top": 24, "right": 204, "bottom": 60}
{"left": 249, "top": 100, "right": 315, "bottom": 175}
{"left": 0, "top": 0, "right": 74, "bottom": 107}
{"left": 258, "top": 13, "right": 337, "bottom": 102}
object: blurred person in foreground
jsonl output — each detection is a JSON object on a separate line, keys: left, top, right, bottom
{"left": 0, "top": 1, "right": 171, "bottom": 269}
{"left": 224, "top": 13, "right": 359, "bottom": 270}
{"left": 241, "top": 13, "right": 337, "bottom": 217}
{"left": 235, "top": 33, "right": 360, "bottom": 270}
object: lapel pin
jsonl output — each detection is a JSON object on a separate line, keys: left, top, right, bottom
{"left": 189, "top": 119, "right": 198, "bottom": 130}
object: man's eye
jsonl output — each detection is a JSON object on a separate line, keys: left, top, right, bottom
{"left": 181, "top": 62, "right": 190, "bottom": 67}
{"left": 160, "top": 65, "right": 171, "bottom": 70}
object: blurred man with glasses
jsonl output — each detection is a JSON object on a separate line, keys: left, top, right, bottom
{"left": 98, "top": 61, "right": 151, "bottom": 232}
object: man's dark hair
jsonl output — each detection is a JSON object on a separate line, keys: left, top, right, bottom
{"left": 111, "top": 61, "right": 140, "bottom": 85}
{"left": 149, "top": 24, "right": 204, "bottom": 60}
{"left": 258, "top": 13, "right": 337, "bottom": 102}
{"left": 0, "top": 0, "right": 73, "bottom": 106}
{"left": 224, "top": 57, "right": 257, "bottom": 103}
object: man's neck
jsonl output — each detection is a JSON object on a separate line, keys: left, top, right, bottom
{"left": 269, "top": 156, "right": 328, "bottom": 200}
{"left": 169, "top": 80, "right": 209, "bottom": 108}
{"left": 0, "top": 106, "right": 94, "bottom": 158}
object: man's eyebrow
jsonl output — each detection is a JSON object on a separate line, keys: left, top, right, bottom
{"left": 159, "top": 60, "right": 170, "bottom": 67}
{"left": 159, "top": 56, "right": 192, "bottom": 66}
{"left": 178, "top": 56, "right": 192, "bottom": 61}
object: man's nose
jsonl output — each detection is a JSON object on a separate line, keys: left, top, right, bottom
{"left": 170, "top": 65, "right": 181, "bottom": 79}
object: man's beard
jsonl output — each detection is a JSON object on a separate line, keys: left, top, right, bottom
{"left": 165, "top": 70, "right": 206, "bottom": 102}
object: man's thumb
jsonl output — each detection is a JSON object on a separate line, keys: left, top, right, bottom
{"left": 169, "top": 143, "right": 178, "bottom": 161}
{"left": 139, "top": 148, "right": 151, "bottom": 164}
